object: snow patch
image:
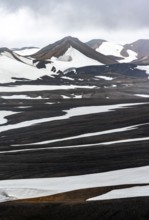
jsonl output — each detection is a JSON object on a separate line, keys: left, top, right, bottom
{"left": 61, "top": 76, "right": 74, "bottom": 81}
{"left": 0, "top": 166, "right": 149, "bottom": 202}
{"left": 135, "top": 94, "right": 149, "bottom": 98}
{"left": 1, "top": 95, "right": 47, "bottom": 100}
{"left": 136, "top": 65, "right": 149, "bottom": 74}
{"left": 14, "top": 48, "right": 40, "bottom": 56}
{"left": 51, "top": 46, "right": 102, "bottom": 71}
{"left": 0, "top": 111, "right": 19, "bottom": 125}
{"left": 0, "top": 85, "right": 95, "bottom": 92}
{"left": 96, "top": 76, "right": 114, "bottom": 80}
{"left": 88, "top": 185, "right": 149, "bottom": 201}
{"left": 0, "top": 54, "right": 56, "bottom": 83}
{"left": 97, "top": 42, "right": 137, "bottom": 63}
{"left": 8, "top": 103, "right": 146, "bottom": 147}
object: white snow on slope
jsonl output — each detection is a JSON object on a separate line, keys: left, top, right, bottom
{"left": 61, "top": 76, "right": 74, "bottom": 81}
{"left": 120, "top": 50, "right": 138, "bottom": 63}
{"left": 64, "top": 103, "right": 142, "bottom": 118}
{"left": 0, "top": 102, "right": 143, "bottom": 144}
{"left": 0, "top": 103, "right": 139, "bottom": 135}
{"left": 137, "top": 65, "right": 149, "bottom": 74}
{"left": 0, "top": 111, "right": 18, "bottom": 125}
{"left": 73, "top": 95, "right": 82, "bottom": 99}
{"left": 0, "top": 53, "right": 56, "bottom": 83}
{"left": 6, "top": 103, "right": 145, "bottom": 148}
{"left": 14, "top": 48, "right": 40, "bottom": 56}
{"left": 51, "top": 47, "right": 102, "bottom": 71}
{"left": 11, "top": 123, "right": 138, "bottom": 148}
{"left": 97, "top": 42, "right": 137, "bottom": 63}
{"left": 135, "top": 94, "right": 149, "bottom": 98}
{"left": 97, "top": 42, "right": 123, "bottom": 57}
{"left": 0, "top": 188, "right": 56, "bottom": 203}
{"left": 95, "top": 76, "right": 114, "bottom": 80}
{"left": 7, "top": 123, "right": 146, "bottom": 154}
{"left": 88, "top": 185, "right": 149, "bottom": 201}
{"left": 13, "top": 52, "right": 33, "bottom": 66}
{"left": 1, "top": 95, "right": 47, "bottom": 100}
{"left": 8, "top": 128, "right": 149, "bottom": 154}
{"left": 0, "top": 166, "right": 149, "bottom": 202}
{"left": 61, "top": 95, "right": 70, "bottom": 99}
{"left": 0, "top": 85, "right": 95, "bottom": 92}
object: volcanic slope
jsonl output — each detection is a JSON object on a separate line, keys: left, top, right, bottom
{"left": 0, "top": 39, "right": 149, "bottom": 219}
{"left": 0, "top": 47, "right": 57, "bottom": 84}
{"left": 123, "top": 39, "right": 149, "bottom": 58}
{"left": 32, "top": 36, "right": 117, "bottom": 65}
{"left": 87, "top": 38, "right": 149, "bottom": 64}
{"left": 87, "top": 39, "right": 137, "bottom": 63}
{"left": 0, "top": 37, "right": 119, "bottom": 85}
{"left": 122, "top": 39, "right": 149, "bottom": 64}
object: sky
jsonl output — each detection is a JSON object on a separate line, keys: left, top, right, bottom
{"left": 0, "top": 0, "right": 148, "bottom": 47}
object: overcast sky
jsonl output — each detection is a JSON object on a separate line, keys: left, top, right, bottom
{"left": 0, "top": 0, "right": 148, "bottom": 47}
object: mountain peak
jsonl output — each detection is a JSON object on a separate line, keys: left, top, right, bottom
{"left": 62, "top": 36, "right": 77, "bottom": 41}
{"left": 32, "top": 36, "right": 117, "bottom": 65}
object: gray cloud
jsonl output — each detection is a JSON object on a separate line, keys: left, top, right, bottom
{"left": 1, "top": 0, "right": 149, "bottom": 30}
{"left": 0, "top": 0, "right": 148, "bottom": 47}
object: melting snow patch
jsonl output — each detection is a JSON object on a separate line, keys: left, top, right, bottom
{"left": 14, "top": 48, "right": 40, "bottom": 56}
{"left": 61, "top": 76, "right": 74, "bottom": 81}
{"left": 7, "top": 102, "right": 146, "bottom": 147}
{"left": 96, "top": 76, "right": 114, "bottom": 80}
{"left": 87, "top": 185, "right": 149, "bottom": 201}
{"left": 0, "top": 111, "right": 19, "bottom": 125}
{"left": 97, "top": 42, "right": 137, "bottom": 63}
{"left": 46, "top": 102, "right": 55, "bottom": 105}
{"left": 0, "top": 54, "right": 57, "bottom": 83}
{"left": 1, "top": 95, "right": 47, "bottom": 99}
{"left": 61, "top": 95, "right": 70, "bottom": 99}
{"left": 51, "top": 46, "right": 102, "bottom": 71}
{"left": 135, "top": 94, "right": 149, "bottom": 98}
{"left": 0, "top": 85, "right": 96, "bottom": 92}
{"left": 17, "top": 106, "right": 31, "bottom": 109}
{"left": 73, "top": 95, "right": 82, "bottom": 99}
{"left": 136, "top": 65, "right": 149, "bottom": 74}
{"left": 0, "top": 166, "right": 149, "bottom": 202}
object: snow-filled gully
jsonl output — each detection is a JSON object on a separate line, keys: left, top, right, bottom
{"left": 0, "top": 102, "right": 148, "bottom": 154}
{"left": 0, "top": 166, "right": 149, "bottom": 202}
{"left": 0, "top": 102, "right": 145, "bottom": 134}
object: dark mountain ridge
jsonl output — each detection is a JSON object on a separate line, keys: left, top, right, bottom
{"left": 123, "top": 39, "right": 149, "bottom": 58}
{"left": 32, "top": 36, "right": 117, "bottom": 65}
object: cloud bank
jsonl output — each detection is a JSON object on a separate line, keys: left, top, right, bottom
{"left": 0, "top": 0, "right": 148, "bottom": 47}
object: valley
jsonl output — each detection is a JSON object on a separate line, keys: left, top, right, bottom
{"left": 0, "top": 36, "right": 149, "bottom": 219}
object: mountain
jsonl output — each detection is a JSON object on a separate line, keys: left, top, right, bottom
{"left": 0, "top": 47, "right": 55, "bottom": 83}
{"left": 32, "top": 36, "right": 117, "bottom": 65}
{"left": 123, "top": 39, "right": 149, "bottom": 58}
{"left": 1, "top": 37, "right": 149, "bottom": 85}
{"left": 122, "top": 39, "right": 149, "bottom": 64}
{"left": 87, "top": 38, "right": 149, "bottom": 64}
{"left": 87, "top": 39, "right": 138, "bottom": 63}
{"left": 1, "top": 37, "right": 149, "bottom": 219}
